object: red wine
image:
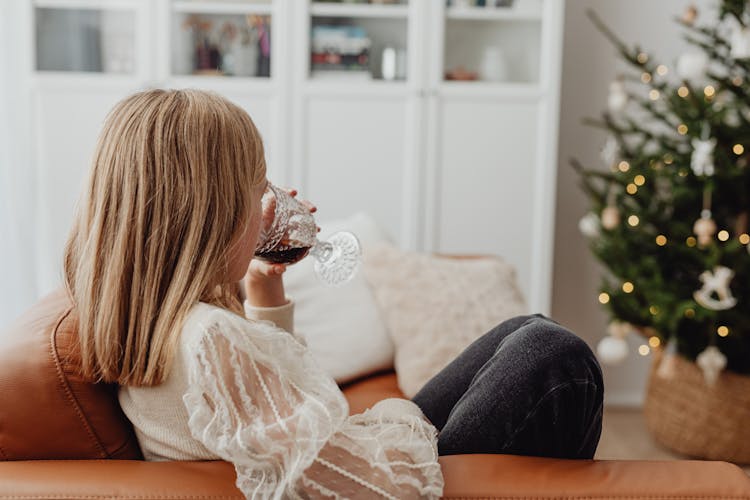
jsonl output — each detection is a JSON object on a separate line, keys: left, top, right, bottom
{"left": 255, "top": 246, "right": 311, "bottom": 264}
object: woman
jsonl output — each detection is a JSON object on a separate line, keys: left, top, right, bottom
{"left": 63, "top": 88, "right": 602, "bottom": 499}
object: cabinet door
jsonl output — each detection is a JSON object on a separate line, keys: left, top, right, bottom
{"left": 428, "top": 96, "right": 541, "bottom": 307}
{"left": 301, "top": 93, "right": 418, "bottom": 247}
{"left": 33, "top": 87, "right": 137, "bottom": 294}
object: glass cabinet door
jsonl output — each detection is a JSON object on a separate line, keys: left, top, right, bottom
{"left": 442, "top": 0, "right": 542, "bottom": 84}
{"left": 170, "top": 1, "right": 273, "bottom": 78}
{"left": 309, "top": 0, "right": 410, "bottom": 82}
{"left": 35, "top": 6, "right": 136, "bottom": 74}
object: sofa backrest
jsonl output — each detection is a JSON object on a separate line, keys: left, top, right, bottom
{"left": 0, "top": 289, "right": 142, "bottom": 460}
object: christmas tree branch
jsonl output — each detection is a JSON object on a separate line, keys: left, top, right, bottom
{"left": 586, "top": 9, "right": 658, "bottom": 71}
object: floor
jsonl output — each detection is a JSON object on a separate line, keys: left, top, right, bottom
{"left": 597, "top": 407, "right": 750, "bottom": 476}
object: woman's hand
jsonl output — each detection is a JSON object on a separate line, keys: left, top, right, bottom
{"left": 242, "top": 188, "right": 318, "bottom": 308}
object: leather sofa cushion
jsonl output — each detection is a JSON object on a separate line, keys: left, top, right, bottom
{"left": 0, "top": 289, "right": 141, "bottom": 460}
{"left": 340, "top": 370, "right": 405, "bottom": 414}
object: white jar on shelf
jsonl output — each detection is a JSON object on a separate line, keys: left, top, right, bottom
{"left": 478, "top": 46, "right": 509, "bottom": 82}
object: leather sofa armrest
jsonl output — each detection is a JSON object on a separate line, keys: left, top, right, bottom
{"left": 0, "top": 456, "right": 749, "bottom": 499}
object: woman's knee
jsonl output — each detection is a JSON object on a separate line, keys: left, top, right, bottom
{"left": 504, "top": 315, "right": 603, "bottom": 385}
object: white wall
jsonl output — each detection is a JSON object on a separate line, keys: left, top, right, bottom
{"left": 553, "top": 0, "right": 714, "bottom": 406}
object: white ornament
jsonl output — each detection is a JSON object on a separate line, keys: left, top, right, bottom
{"left": 696, "top": 345, "right": 727, "bottom": 386}
{"left": 725, "top": 108, "right": 742, "bottom": 127}
{"left": 656, "top": 339, "right": 678, "bottom": 379}
{"left": 693, "top": 266, "right": 738, "bottom": 311}
{"left": 601, "top": 206, "right": 621, "bottom": 230}
{"left": 691, "top": 138, "right": 716, "bottom": 177}
{"left": 597, "top": 336, "right": 629, "bottom": 365}
{"left": 579, "top": 212, "right": 601, "bottom": 238}
{"left": 608, "top": 80, "right": 628, "bottom": 114}
{"left": 676, "top": 51, "right": 708, "bottom": 81}
{"left": 601, "top": 136, "right": 620, "bottom": 167}
{"left": 730, "top": 26, "right": 750, "bottom": 59}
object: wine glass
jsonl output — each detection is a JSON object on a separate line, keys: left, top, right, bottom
{"left": 254, "top": 183, "right": 362, "bottom": 286}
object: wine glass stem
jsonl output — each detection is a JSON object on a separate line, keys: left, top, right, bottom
{"left": 311, "top": 239, "right": 334, "bottom": 263}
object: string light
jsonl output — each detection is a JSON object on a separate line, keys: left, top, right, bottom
{"left": 641, "top": 72, "right": 652, "bottom": 84}
{"left": 634, "top": 174, "right": 646, "bottom": 186}
{"left": 733, "top": 144, "right": 745, "bottom": 155}
{"left": 677, "top": 124, "right": 688, "bottom": 135}
{"left": 664, "top": 154, "right": 673, "bottom": 164}
{"left": 618, "top": 161, "right": 631, "bottom": 172}
{"left": 740, "top": 233, "right": 750, "bottom": 244}
{"left": 704, "top": 85, "right": 716, "bottom": 98}
{"left": 628, "top": 215, "right": 640, "bottom": 226}
{"left": 686, "top": 236, "right": 697, "bottom": 247}
{"left": 637, "top": 52, "right": 649, "bottom": 64}
{"left": 622, "top": 281, "right": 634, "bottom": 293}
{"left": 626, "top": 183, "right": 638, "bottom": 194}
{"left": 649, "top": 305, "right": 660, "bottom": 315}
{"left": 717, "top": 326, "right": 730, "bottom": 337}
{"left": 678, "top": 86, "right": 689, "bottom": 97}
{"left": 678, "top": 169, "right": 688, "bottom": 177}
{"left": 599, "top": 292, "right": 610, "bottom": 304}
{"left": 638, "top": 345, "right": 650, "bottom": 356}
{"left": 718, "top": 230, "right": 730, "bottom": 241}
{"left": 656, "top": 65, "right": 668, "bottom": 76}
{"left": 649, "top": 336, "right": 661, "bottom": 348}
{"left": 649, "top": 89, "right": 660, "bottom": 100}
{"left": 656, "top": 235, "right": 667, "bottom": 246}
{"left": 685, "top": 308, "right": 695, "bottom": 318}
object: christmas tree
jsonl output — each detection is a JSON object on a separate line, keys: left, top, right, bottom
{"left": 576, "top": 1, "right": 750, "bottom": 384}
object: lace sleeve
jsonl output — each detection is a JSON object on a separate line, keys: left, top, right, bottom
{"left": 182, "top": 307, "right": 443, "bottom": 499}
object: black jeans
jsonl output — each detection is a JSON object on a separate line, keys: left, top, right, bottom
{"left": 411, "top": 314, "right": 603, "bottom": 459}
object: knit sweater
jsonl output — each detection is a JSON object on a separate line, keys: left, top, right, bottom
{"left": 118, "top": 298, "right": 444, "bottom": 499}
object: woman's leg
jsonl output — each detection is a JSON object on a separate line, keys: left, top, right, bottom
{"left": 411, "top": 315, "right": 603, "bottom": 459}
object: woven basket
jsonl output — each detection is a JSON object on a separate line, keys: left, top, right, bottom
{"left": 644, "top": 349, "right": 750, "bottom": 464}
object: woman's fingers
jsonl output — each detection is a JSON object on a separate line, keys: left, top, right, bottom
{"left": 248, "top": 258, "right": 287, "bottom": 277}
{"left": 281, "top": 186, "right": 317, "bottom": 213}
{"left": 300, "top": 199, "right": 317, "bottom": 213}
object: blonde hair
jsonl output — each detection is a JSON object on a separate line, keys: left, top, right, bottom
{"left": 63, "top": 88, "right": 266, "bottom": 387}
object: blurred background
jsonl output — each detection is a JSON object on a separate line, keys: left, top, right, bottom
{"left": 5, "top": 0, "right": 746, "bottom": 465}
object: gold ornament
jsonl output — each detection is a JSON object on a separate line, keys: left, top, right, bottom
{"left": 693, "top": 212, "right": 717, "bottom": 247}
{"left": 682, "top": 4, "right": 698, "bottom": 25}
{"left": 607, "top": 321, "right": 631, "bottom": 339}
{"left": 601, "top": 206, "right": 621, "bottom": 230}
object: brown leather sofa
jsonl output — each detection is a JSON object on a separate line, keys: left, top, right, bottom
{"left": 1, "top": 289, "right": 748, "bottom": 499}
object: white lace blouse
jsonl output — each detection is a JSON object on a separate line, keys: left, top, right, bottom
{"left": 119, "top": 300, "right": 444, "bottom": 499}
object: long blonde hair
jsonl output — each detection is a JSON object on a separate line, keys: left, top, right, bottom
{"left": 63, "top": 88, "right": 266, "bottom": 387}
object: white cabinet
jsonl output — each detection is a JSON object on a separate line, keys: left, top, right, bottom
{"left": 20, "top": 0, "right": 563, "bottom": 314}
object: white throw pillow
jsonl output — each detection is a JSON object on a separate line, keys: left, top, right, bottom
{"left": 363, "top": 243, "right": 528, "bottom": 398}
{"left": 283, "top": 213, "right": 395, "bottom": 384}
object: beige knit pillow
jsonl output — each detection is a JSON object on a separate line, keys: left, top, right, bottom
{"left": 363, "top": 244, "right": 527, "bottom": 398}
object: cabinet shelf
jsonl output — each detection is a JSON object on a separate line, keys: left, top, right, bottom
{"left": 167, "top": 74, "right": 276, "bottom": 92}
{"left": 446, "top": 5, "right": 542, "bottom": 21}
{"left": 34, "top": 0, "right": 139, "bottom": 9}
{"left": 310, "top": 3, "right": 409, "bottom": 19}
{"left": 303, "top": 78, "right": 410, "bottom": 97}
{"left": 31, "top": 72, "right": 142, "bottom": 91}
{"left": 172, "top": 1, "right": 273, "bottom": 15}
{"left": 439, "top": 81, "right": 542, "bottom": 99}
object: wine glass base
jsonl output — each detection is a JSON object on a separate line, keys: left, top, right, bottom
{"left": 314, "top": 231, "right": 362, "bottom": 287}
